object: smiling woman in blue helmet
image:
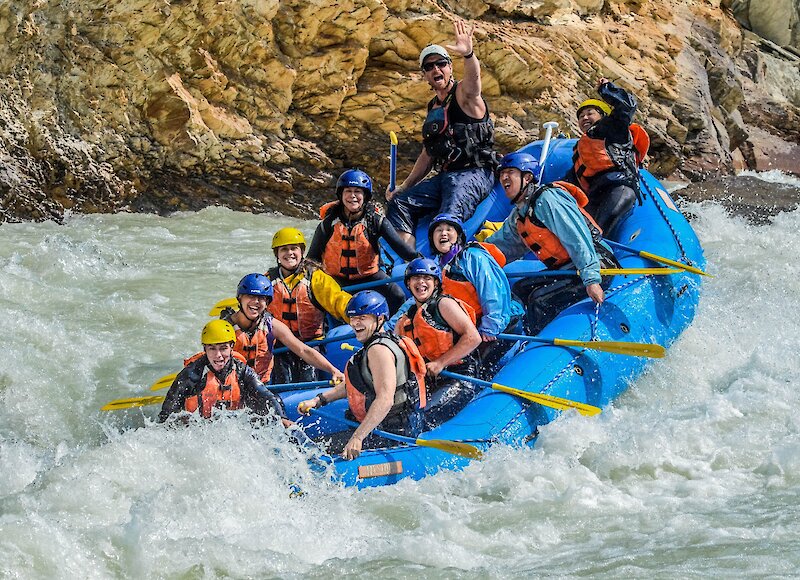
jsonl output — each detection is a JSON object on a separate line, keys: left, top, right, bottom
{"left": 307, "top": 169, "right": 418, "bottom": 314}
{"left": 426, "top": 213, "right": 524, "bottom": 376}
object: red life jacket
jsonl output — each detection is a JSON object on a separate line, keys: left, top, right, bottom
{"left": 396, "top": 293, "right": 477, "bottom": 364}
{"left": 441, "top": 242, "right": 506, "bottom": 319}
{"left": 267, "top": 266, "right": 325, "bottom": 341}
{"left": 344, "top": 332, "right": 428, "bottom": 422}
{"left": 516, "top": 181, "right": 604, "bottom": 268}
{"left": 319, "top": 201, "right": 380, "bottom": 280}
{"left": 182, "top": 352, "right": 248, "bottom": 418}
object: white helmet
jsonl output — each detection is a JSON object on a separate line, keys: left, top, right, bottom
{"left": 419, "top": 44, "right": 451, "bottom": 68}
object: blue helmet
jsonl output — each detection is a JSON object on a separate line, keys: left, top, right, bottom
{"left": 346, "top": 290, "right": 389, "bottom": 319}
{"left": 404, "top": 257, "right": 442, "bottom": 289}
{"left": 428, "top": 213, "right": 465, "bottom": 250}
{"left": 336, "top": 169, "right": 373, "bottom": 202}
{"left": 237, "top": 273, "right": 274, "bottom": 300}
{"left": 497, "top": 152, "right": 539, "bottom": 177}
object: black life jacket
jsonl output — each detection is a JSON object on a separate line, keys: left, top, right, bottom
{"left": 422, "top": 81, "right": 498, "bottom": 172}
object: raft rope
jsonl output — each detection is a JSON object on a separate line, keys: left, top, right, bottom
{"left": 638, "top": 177, "right": 692, "bottom": 264}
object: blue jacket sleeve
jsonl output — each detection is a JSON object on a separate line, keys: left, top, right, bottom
{"left": 458, "top": 247, "right": 512, "bottom": 336}
{"left": 485, "top": 208, "right": 531, "bottom": 264}
{"left": 532, "top": 189, "right": 601, "bottom": 286}
{"left": 385, "top": 297, "right": 415, "bottom": 333}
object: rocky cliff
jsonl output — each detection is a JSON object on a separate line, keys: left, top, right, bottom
{"left": 0, "top": 0, "right": 798, "bottom": 223}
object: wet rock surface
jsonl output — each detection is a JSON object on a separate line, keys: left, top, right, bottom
{"left": 676, "top": 175, "right": 800, "bottom": 224}
{"left": 0, "top": 0, "right": 798, "bottom": 223}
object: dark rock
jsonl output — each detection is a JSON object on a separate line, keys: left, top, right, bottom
{"left": 675, "top": 174, "right": 800, "bottom": 223}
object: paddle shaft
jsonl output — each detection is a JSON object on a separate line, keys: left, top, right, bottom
{"left": 389, "top": 131, "right": 398, "bottom": 191}
{"left": 440, "top": 370, "right": 601, "bottom": 416}
{"left": 308, "top": 407, "right": 417, "bottom": 446}
{"left": 504, "top": 267, "right": 678, "bottom": 280}
{"left": 342, "top": 275, "right": 403, "bottom": 293}
{"left": 273, "top": 332, "right": 356, "bottom": 355}
{"left": 537, "top": 121, "right": 559, "bottom": 186}
{"left": 269, "top": 380, "right": 334, "bottom": 393}
{"left": 604, "top": 239, "right": 710, "bottom": 277}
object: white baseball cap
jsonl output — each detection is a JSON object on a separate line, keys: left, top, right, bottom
{"left": 419, "top": 44, "right": 451, "bottom": 67}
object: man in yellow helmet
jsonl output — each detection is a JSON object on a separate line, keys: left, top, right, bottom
{"left": 565, "top": 77, "right": 642, "bottom": 237}
{"left": 158, "top": 319, "right": 291, "bottom": 424}
{"left": 267, "top": 227, "right": 352, "bottom": 384}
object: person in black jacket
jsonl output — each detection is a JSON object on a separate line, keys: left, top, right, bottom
{"left": 564, "top": 77, "right": 641, "bottom": 236}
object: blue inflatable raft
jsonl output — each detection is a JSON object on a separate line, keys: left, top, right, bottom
{"left": 282, "top": 137, "right": 705, "bottom": 489}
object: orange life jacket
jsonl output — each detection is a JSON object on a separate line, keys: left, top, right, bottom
{"left": 441, "top": 242, "right": 506, "bottom": 319}
{"left": 319, "top": 201, "right": 380, "bottom": 280}
{"left": 267, "top": 266, "right": 325, "bottom": 341}
{"left": 572, "top": 131, "right": 640, "bottom": 192}
{"left": 396, "top": 293, "right": 477, "bottom": 364}
{"left": 181, "top": 352, "right": 249, "bottom": 418}
{"left": 219, "top": 311, "right": 275, "bottom": 383}
{"left": 344, "top": 332, "right": 428, "bottom": 423}
{"left": 516, "top": 181, "right": 604, "bottom": 268}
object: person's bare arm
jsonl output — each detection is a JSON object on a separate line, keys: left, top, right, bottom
{"left": 342, "top": 343, "right": 397, "bottom": 460}
{"left": 425, "top": 297, "right": 481, "bottom": 376}
{"left": 448, "top": 21, "right": 485, "bottom": 119}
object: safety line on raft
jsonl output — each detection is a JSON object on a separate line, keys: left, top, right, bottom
{"left": 639, "top": 177, "right": 691, "bottom": 264}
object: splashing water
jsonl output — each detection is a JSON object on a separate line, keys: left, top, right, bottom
{"left": 1, "top": 178, "right": 799, "bottom": 576}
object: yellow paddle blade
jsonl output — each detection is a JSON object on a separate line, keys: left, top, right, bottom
{"left": 490, "top": 383, "right": 601, "bottom": 416}
{"left": 150, "top": 372, "right": 178, "bottom": 391}
{"left": 415, "top": 438, "right": 483, "bottom": 459}
{"left": 600, "top": 268, "right": 682, "bottom": 276}
{"left": 208, "top": 297, "right": 238, "bottom": 317}
{"left": 341, "top": 343, "right": 356, "bottom": 351}
{"left": 389, "top": 131, "right": 398, "bottom": 146}
{"left": 101, "top": 395, "right": 165, "bottom": 411}
{"left": 638, "top": 250, "right": 713, "bottom": 278}
{"left": 553, "top": 338, "right": 666, "bottom": 358}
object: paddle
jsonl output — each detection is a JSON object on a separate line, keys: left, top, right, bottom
{"left": 504, "top": 267, "right": 681, "bottom": 279}
{"left": 604, "top": 239, "right": 712, "bottom": 277}
{"left": 536, "top": 121, "right": 559, "bottom": 186}
{"left": 149, "top": 372, "right": 178, "bottom": 391}
{"left": 440, "top": 370, "right": 601, "bottom": 416}
{"left": 389, "top": 131, "right": 398, "bottom": 192}
{"left": 273, "top": 332, "right": 356, "bottom": 355}
{"left": 209, "top": 298, "right": 239, "bottom": 316}
{"left": 307, "top": 407, "right": 483, "bottom": 460}
{"left": 496, "top": 333, "right": 665, "bottom": 358}
{"left": 101, "top": 395, "right": 165, "bottom": 411}
{"left": 106, "top": 379, "right": 338, "bottom": 411}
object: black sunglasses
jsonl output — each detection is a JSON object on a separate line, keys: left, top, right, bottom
{"left": 421, "top": 59, "right": 450, "bottom": 72}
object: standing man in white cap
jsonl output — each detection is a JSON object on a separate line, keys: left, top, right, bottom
{"left": 385, "top": 20, "right": 499, "bottom": 247}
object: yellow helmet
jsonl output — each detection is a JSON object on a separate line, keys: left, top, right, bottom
{"left": 201, "top": 319, "right": 236, "bottom": 345}
{"left": 577, "top": 99, "right": 611, "bottom": 117}
{"left": 271, "top": 227, "right": 306, "bottom": 250}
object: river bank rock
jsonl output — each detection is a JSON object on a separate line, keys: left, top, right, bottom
{"left": 676, "top": 174, "right": 800, "bottom": 224}
{"left": 0, "top": 0, "right": 798, "bottom": 223}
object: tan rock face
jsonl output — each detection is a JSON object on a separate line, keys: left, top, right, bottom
{"left": 0, "top": 0, "right": 798, "bottom": 223}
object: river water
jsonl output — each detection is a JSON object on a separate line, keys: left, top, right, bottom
{"left": 1, "top": 174, "right": 799, "bottom": 578}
